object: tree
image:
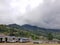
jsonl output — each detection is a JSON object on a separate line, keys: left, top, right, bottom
{"left": 47, "top": 33, "right": 53, "bottom": 40}
{"left": 9, "top": 28, "right": 15, "bottom": 36}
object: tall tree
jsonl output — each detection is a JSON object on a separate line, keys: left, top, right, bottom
{"left": 47, "top": 33, "right": 53, "bottom": 40}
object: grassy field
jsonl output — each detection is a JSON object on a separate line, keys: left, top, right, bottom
{"left": 0, "top": 43, "right": 60, "bottom": 45}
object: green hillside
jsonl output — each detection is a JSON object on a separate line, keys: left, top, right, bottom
{"left": 0, "top": 24, "right": 39, "bottom": 40}
{"left": 0, "top": 24, "right": 60, "bottom": 40}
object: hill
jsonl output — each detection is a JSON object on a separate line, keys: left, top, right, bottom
{"left": 0, "top": 24, "right": 39, "bottom": 40}
{"left": 7, "top": 24, "right": 60, "bottom": 39}
{"left": 0, "top": 24, "right": 60, "bottom": 40}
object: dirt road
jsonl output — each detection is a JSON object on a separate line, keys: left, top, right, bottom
{"left": 0, "top": 43, "right": 60, "bottom": 45}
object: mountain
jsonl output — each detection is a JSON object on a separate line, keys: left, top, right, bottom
{"left": 7, "top": 24, "right": 22, "bottom": 29}
{"left": 0, "top": 24, "right": 40, "bottom": 40}
{"left": 7, "top": 24, "right": 60, "bottom": 37}
{"left": 22, "top": 24, "right": 40, "bottom": 30}
{"left": 8, "top": 24, "right": 60, "bottom": 32}
{"left": 22, "top": 24, "right": 60, "bottom": 32}
{"left": 0, "top": 24, "right": 60, "bottom": 40}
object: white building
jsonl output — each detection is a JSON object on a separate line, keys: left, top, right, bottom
{"left": 0, "top": 36, "right": 31, "bottom": 43}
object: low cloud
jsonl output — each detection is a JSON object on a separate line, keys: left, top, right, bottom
{"left": 0, "top": 0, "right": 60, "bottom": 29}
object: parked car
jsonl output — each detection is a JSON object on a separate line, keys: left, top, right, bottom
{"left": 19, "top": 38, "right": 30, "bottom": 43}
{"left": 33, "top": 40, "right": 43, "bottom": 44}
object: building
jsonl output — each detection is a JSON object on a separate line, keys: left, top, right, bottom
{"left": 5, "top": 36, "right": 18, "bottom": 43}
{"left": 0, "top": 36, "right": 5, "bottom": 42}
{"left": 0, "top": 36, "right": 31, "bottom": 43}
{"left": 18, "top": 37, "right": 31, "bottom": 43}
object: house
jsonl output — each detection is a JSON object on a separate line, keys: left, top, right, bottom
{"left": 0, "top": 36, "right": 18, "bottom": 43}
{"left": 18, "top": 37, "right": 31, "bottom": 43}
{"left": 0, "top": 36, "right": 31, "bottom": 43}
{"left": 5, "top": 36, "right": 18, "bottom": 43}
{"left": 0, "top": 36, "right": 5, "bottom": 42}
{"left": 0, "top": 34, "right": 6, "bottom": 42}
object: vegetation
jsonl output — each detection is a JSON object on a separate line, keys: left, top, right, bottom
{"left": 0, "top": 24, "right": 60, "bottom": 40}
{"left": 0, "top": 24, "right": 39, "bottom": 40}
{"left": 47, "top": 33, "right": 53, "bottom": 40}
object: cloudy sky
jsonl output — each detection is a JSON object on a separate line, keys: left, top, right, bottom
{"left": 0, "top": 0, "right": 60, "bottom": 29}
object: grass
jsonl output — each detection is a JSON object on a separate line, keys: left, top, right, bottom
{"left": 0, "top": 43, "right": 60, "bottom": 45}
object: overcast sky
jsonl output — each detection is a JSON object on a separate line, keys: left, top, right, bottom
{"left": 0, "top": 0, "right": 60, "bottom": 29}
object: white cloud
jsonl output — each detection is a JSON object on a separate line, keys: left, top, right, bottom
{"left": 0, "top": 0, "right": 43, "bottom": 24}
{"left": 0, "top": 0, "right": 60, "bottom": 29}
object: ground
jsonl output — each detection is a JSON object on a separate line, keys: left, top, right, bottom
{"left": 0, "top": 43, "right": 60, "bottom": 45}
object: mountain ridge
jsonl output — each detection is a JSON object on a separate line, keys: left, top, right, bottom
{"left": 7, "top": 24, "right": 60, "bottom": 32}
{"left": 0, "top": 24, "right": 60, "bottom": 40}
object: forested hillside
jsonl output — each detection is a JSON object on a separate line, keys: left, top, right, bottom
{"left": 0, "top": 24, "right": 60, "bottom": 40}
{"left": 0, "top": 24, "right": 39, "bottom": 40}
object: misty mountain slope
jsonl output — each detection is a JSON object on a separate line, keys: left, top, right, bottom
{"left": 21, "top": 24, "right": 60, "bottom": 36}
{"left": 7, "top": 24, "right": 22, "bottom": 29}
{"left": 0, "top": 24, "right": 60, "bottom": 39}
{"left": 21, "top": 24, "right": 60, "bottom": 32}
{"left": 7, "top": 24, "right": 60, "bottom": 37}
{"left": 0, "top": 24, "right": 40, "bottom": 40}
{"left": 7, "top": 24, "right": 60, "bottom": 32}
